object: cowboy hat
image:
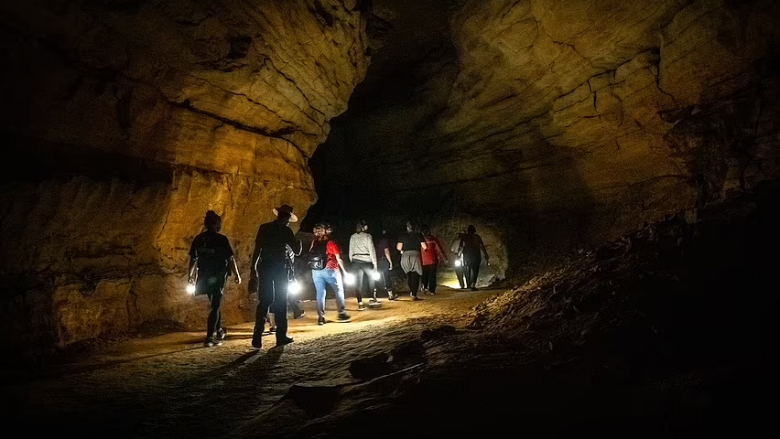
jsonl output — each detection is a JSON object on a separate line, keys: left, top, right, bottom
{"left": 273, "top": 204, "right": 298, "bottom": 223}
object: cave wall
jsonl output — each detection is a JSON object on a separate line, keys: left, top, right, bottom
{"left": 0, "top": 0, "right": 368, "bottom": 356}
{"left": 312, "top": 0, "right": 780, "bottom": 278}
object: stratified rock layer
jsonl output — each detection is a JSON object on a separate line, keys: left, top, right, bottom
{"left": 313, "top": 0, "right": 780, "bottom": 277}
{"left": 0, "top": 0, "right": 368, "bottom": 355}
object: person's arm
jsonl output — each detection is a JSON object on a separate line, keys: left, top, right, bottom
{"left": 479, "top": 236, "right": 489, "bottom": 263}
{"left": 420, "top": 234, "right": 428, "bottom": 251}
{"left": 331, "top": 241, "right": 348, "bottom": 274}
{"left": 285, "top": 228, "right": 302, "bottom": 256}
{"left": 369, "top": 236, "right": 378, "bottom": 270}
{"left": 188, "top": 257, "right": 197, "bottom": 283}
{"left": 225, "top": 238, "right": 242, "bottom": 284}
{"left": 229, "top": 256, "right": 242, "bottom": 284}
{"left": 336, "top": 253, "right": 348, "bottom": 274}
{"left": 188, "top": 241, "right": 198, "bottom": 283}
{"left": 349, "top": 235, "right": 356, "bottom": 262}
{"left": 249, "top": 226, "right": 263, "bottom": 290}
{"left": 436, "top": 238, "right": 448, "bottom": 264}
{"left": 384, "top": 247, "right": 393, "bottom": 270}
{"left": 396, "top": 242, "right": 403, "bottom": 254}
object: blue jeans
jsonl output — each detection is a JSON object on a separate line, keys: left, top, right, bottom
{"left": 312, "top": 268, "right": 346, "bottom": 318}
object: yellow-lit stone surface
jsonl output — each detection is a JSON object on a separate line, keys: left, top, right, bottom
{"left": 0, "top": 0, "right": 368, "bottom": 353}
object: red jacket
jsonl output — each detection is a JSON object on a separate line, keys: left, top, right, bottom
{"left": 421, "top": 234, "right": 444, "bottom": 266}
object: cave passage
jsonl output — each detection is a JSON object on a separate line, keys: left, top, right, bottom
{"left": 1, "top": 0, "right": 779, "bottom": 437}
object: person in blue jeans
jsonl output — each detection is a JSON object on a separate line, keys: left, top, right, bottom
{"left": 309, "top": 223, "right": 351, "bottom": 325}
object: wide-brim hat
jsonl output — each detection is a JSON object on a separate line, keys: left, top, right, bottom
{"left": 273, "top": 204, "right": 298, "bottom": 223}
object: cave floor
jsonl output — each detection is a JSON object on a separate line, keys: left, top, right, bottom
{"left": 2, "top": 286, "right": 501, "bottom": 438}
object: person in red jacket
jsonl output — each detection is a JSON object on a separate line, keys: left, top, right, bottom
{"left": 420, "top": 225, "right": 448, "bottom": 295}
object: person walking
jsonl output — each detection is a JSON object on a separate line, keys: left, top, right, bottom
{"left": 375, "top": 229, "right": 396, "bottom": 300}
{"left": 187, "top": 210, "right": 241, "bottom": 347}
{"left": 249, "top": 204, "right": 302, "bottom": 349}
{"left": 349, "top": 219, "right": 378, "bottom": 310}
{"left": 449, "top": 229, "right": 466, "bottom": 289}
{"left": 420, "top": 225, "right": 448, "bottom": 295}
{"left": 397, "top": 221, "right": 427, "bottom": 300}
{"left": 458, "top": 225, "right": 489, "bottom": 291}
{"left": 309, "top": 222, "right": 350, "bottom": 325}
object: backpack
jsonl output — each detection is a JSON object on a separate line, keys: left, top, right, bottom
{"left": 307, "top": 240, "right": 328, "bottom": 270}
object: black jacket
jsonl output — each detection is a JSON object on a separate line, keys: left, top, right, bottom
{"left": 251, "top": 220, "right": 302, "bottom": 275}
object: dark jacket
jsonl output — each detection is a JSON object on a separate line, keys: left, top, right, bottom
{"left": 251, "top": 219, "right": 302, "bottom": 275}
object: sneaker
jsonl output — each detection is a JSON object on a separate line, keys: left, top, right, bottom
{"left": 214, "top": 339, "right": 223, "bottom": 346}
{"left": 412, "top": 295, "right": 422, "bottom": 301}
{"left": 337, "top": 312, "right": 351, "bottom": 321}
{"left": 358, "top": 302, "right": 366, "bottom": 311}
{"left": 204, "top": 338, "right": 215, "bottom": 347}
{"left": 294, "top": 310, "right": 306, "bottom": 319}
{"left": 268, "top": 326, "right": 277, "bottom": 333}
{"left": 318, "top": 317, "right": 325, "bottom": 325}
{"left": 388, "top": 291, "right": 396, "bottom": 300}
{"left": 216, "top": 328, "right": 227, "bottom": 341}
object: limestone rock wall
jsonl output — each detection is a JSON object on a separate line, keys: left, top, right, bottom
{"left": 313, "top": 0, "right": 780, "bottom": 277}
{"left": 0, "top": 0, "right": 368, "bottom": 356}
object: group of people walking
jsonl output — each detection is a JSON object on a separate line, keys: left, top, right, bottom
{"left": 187, "top": 204, "right": 490, "bottom": 349}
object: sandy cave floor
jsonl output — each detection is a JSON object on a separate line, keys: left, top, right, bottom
{"left": 2, "top": 287, "right": 501, "bottom": 438}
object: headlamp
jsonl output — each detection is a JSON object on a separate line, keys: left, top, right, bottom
{"left": 344, "top": 273, "right": 356, "bottom": 285}
{"left": 288, "top": 280, "right": 301, "bottom": 295}
{"left": 186, "top": 284, "right": 196, "bottom": 294}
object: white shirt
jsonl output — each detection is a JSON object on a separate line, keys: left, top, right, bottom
{"left": 349, "top": 232, "right": 377, "bottom": 268}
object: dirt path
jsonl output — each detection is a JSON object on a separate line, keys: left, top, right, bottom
{"left": 3, "top": 287, "right": 501, "bottom": 438}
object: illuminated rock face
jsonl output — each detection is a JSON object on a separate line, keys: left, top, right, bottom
{"left": 313, "top": 0, "right": 780, "bottom": 277}
{"left": 0, "top": 0, "right": 368, "bottom": 353}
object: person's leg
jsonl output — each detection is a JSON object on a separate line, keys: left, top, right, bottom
{"left": 420, "top": 266, "right": 430, "bottom": 292}
{"left": 312, "top": 269, "right": 327, "bottom": 320}
{"left": 358, "top": 261, "right": 377, "bottom": 301}
{"left": 354, "top": 262, "right": 365, "bottom": 305}
{"left": 408, "top": 271, "right": 420, "bottom": 297}
{"left": 206, "top": 293, "right": 221, "bottom": 345}
{"left": 379, "top": 258, "right": 393, "bottom": 299}
{"left": 364, "top": 262, "right": 376, "bottom": 299}
{"left": 471, "top": 263, "right": 481, "bottom": 290}
{"left": 253, "top": 265, "right": 274, "bottom": 347}
{"left": 271, "top": 262, "right": 291, "bottom": 344}
{"left": 326, "top": 269, "right": 349, "bottom": 319}
{"left": 455, "top": 265, "right": 466, "bottom": 289}
{"left": 268, "top": 312, "right": 276, "bottom": 331}
{"left": 429, "top": 264, "right": 438, "bottom": 294}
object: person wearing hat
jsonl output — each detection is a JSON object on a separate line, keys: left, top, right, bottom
{"left": 249, "top": 204, "right": 302, "bottom": 349}
{"left": 187, "top": 210, "right": 241, "bottom": 347}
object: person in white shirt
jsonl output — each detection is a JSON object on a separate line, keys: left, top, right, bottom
{"left": 349, "top": 219, "right": 378, "bottom": 311}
